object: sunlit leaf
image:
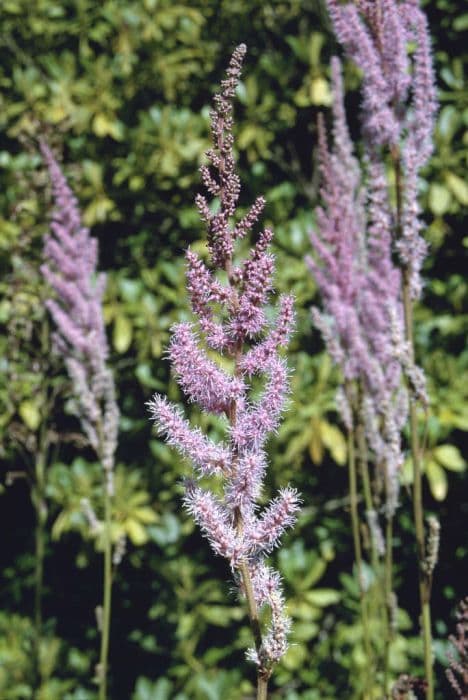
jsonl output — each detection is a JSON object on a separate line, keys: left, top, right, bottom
{"left": 18, "top": 399, "right": 41, "bottom": 431}
{"left": 113, "top": 314, "right": 133, "bottom": 353}
{"left": 426, "top": 460, "right": 448, "bottom": 501}
{"left": 433, "top": 444, "right": 466, "bottom": 472}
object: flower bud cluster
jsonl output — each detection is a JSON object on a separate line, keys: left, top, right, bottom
{"left": 148, "top": 46, "right": 299, "bottom": 673}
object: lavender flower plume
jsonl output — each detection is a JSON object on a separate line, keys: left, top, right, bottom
{"left": 326, "top": 0, "right": 436, "bottom": 151}
{"left": 41, "top": 143, "right": 119, "bottom": 491}
{"left": 308, "top": 59, "right": 406, "bottom": 517}
{"left": 326, "top": 0, "right": 437, "bottom": 299}
{"left": 148, "top": 45, "right": 300, "bottom": 677}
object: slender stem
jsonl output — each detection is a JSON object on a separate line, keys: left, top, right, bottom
{"left": 32, "top": 318, "right": 51, "bottom": 691}
{"left": 257, "top": 675, "right": 269, "bottom": 700}
{"left": 239, "top": 560, "right": 269, "bottom": 699}
{"left": 98, "top": 479, "right": 113, "bottom": 700}
{"left": 383, "top": 513, "right": 393, "bottom": 699}
{"left": 356, "top": 420, "right": 379, "bottom": 574}
{"left": 357, "top": 418, "right": 388, "bottom": 694}
{"left": 347, "top": 423, "right": 372, "bottom": 696}
{"left": 393, "top": 151, "right": 433, "bottom": 700}
{"left": 32, "top": 448, "right": 46, "bottom": 691}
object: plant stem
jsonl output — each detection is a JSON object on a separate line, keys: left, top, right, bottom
{"left": 347, "top": 422, "right": 372, "bottom": 697}
{"left": 356, "top": 420, "right": 379, "bottom": 574}
{"left": 383, "top": 513, "right": 393, "bottom": 699}
{"left": 98, "top": 479, "right": 113, "bottom": 700}
{"left": 32, "top": 446, "right": 47, "bottom": 691}
{"left": 32, "top": 318, "right": 51, "bottom": 691}
{"left": 256, "top": 675, "right": 269, "bottom": 700}
{"left": 403, "top": 277, "right": 433, "bottom": 700}
{"left": 239, "top": 560, "right": 269, "bottom": 699}
{"left": 393, "top": 150, "right": 433, "bottom": 700}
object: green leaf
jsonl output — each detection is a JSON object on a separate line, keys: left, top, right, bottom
{"left": 309, "top": 76, "right": 331, "bottom": 106}
{"left": 429, "top": 183, "right": 451, "bottom": 216}
{"left": 133, "top": 677, "right": 172, "bottom": 700}
{"left": 148, "top": 513, "right": 181, "bottom": 546}
{"left": 292, "top": 621, "right": 320, "bottom": 641}
{"left": 133, "top": 506, "right": 158, "bottom": 524}
{"left": 446, "top": 172, "right": 468, "bottom": 206}
{"left": 426, "top": 460, "right": 448, "bottom": 501}
{"left": 433, "top": 444, "right": 466, "bottom": 472}
{"left": 320, "top": 420, "right": 347, "bottom": 465}
{"left": 93, "top": 113, "right": 124, "bottom": 140}
{"left": 18, "top": 399, "right": 41, "bottom": 431}
{"left": 113, "top": 314, "right": 133, "bottom": 353}
{"left": 125, "top": 519, "right": 148, "bottom": 545}
{"left": 453, "top": 13, "right": 468, "bottom": 32}
{"left": 199, "top": 605, "right": 243, "bottom": 626}
{"left": 304, "top": 588, "right": 341, "bottom": 607}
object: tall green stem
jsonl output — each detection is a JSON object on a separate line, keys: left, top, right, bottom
{"left": 32, "top": 318, "right": 51, "bottom": 691}
{"left": 98, "top": 478, "right": 113, "bottom": 700}
{"left": 356, "top": 421, "right": 379, "bottom": 575}
{"left": 347, "top": 423, "right": 372, "bottom": 696}
{"left": 383, "top": 513, "right": 393, "bottom": 698}
{"left": 402, "top": 278, "right": 433, "bottom": 700}
{"left": 394, "top": 151, "right": 433, "bottom": 700}
{"left": 32, "top": 446, "right": 47, "bottom": 691}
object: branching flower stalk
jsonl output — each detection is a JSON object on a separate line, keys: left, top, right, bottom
{"left": 148, "top": 45, "right": 299, "bottom": 699}
{"left": 41, "top": 143, "right": 119, "bottom": 700}
{"left": 325, "top": 2, "right": 437, "bottom": 696}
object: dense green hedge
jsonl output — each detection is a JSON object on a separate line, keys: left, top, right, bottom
{"left": 0, "top": 1, "right": 467, "bottom": 698}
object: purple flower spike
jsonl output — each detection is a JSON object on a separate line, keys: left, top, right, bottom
{"left": 326, "top": 0, "right": 437, "bottom": 300}
{"left": 148, "top": 46, "right": 299, "bottom": 676}
{"left": 41, "top": 143, "right": 119, "bottom": 490}
{"left": 308, "top": 59, "right": 407, "bottom": 516}
{"left": 310, "top": 0, "right": 437, "bottom": 520}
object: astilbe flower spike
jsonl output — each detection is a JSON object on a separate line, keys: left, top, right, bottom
{"left": 148, "top": 45, "right": 299, "bottom": 691}
{"left": 307, "top": 58, "right": 406, "bottom": 518}
{"left": 41, "top": 142, "right": 119, "bottom": 699}
{"left": 316, "top": 3, "right": 438, "bottom": 696}
{"left": 326, "top": 0, "right": 437, "bottom": 300}
{"left": 40, "top": 143, "right": 119, "bottom": 488}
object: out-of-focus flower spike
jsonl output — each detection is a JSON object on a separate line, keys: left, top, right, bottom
{"left": 41, "top": 142, "right": 119, "bottom": 490}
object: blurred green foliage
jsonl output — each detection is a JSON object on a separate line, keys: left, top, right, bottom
{"left": 0, "top": 0, "right": 467, "bottom": 698}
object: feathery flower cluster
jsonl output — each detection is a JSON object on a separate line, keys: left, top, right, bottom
{"left": 326, "top": 0, "right": 437, "bottom": 299}
{"left": 41, "top": 143, "right": 118, "bottom": 492}
{"left": 307, "top": 58, "right": 406, "bottom": 517}
{"left": 148, "top": 45, "right": 299, "bottom": 676}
